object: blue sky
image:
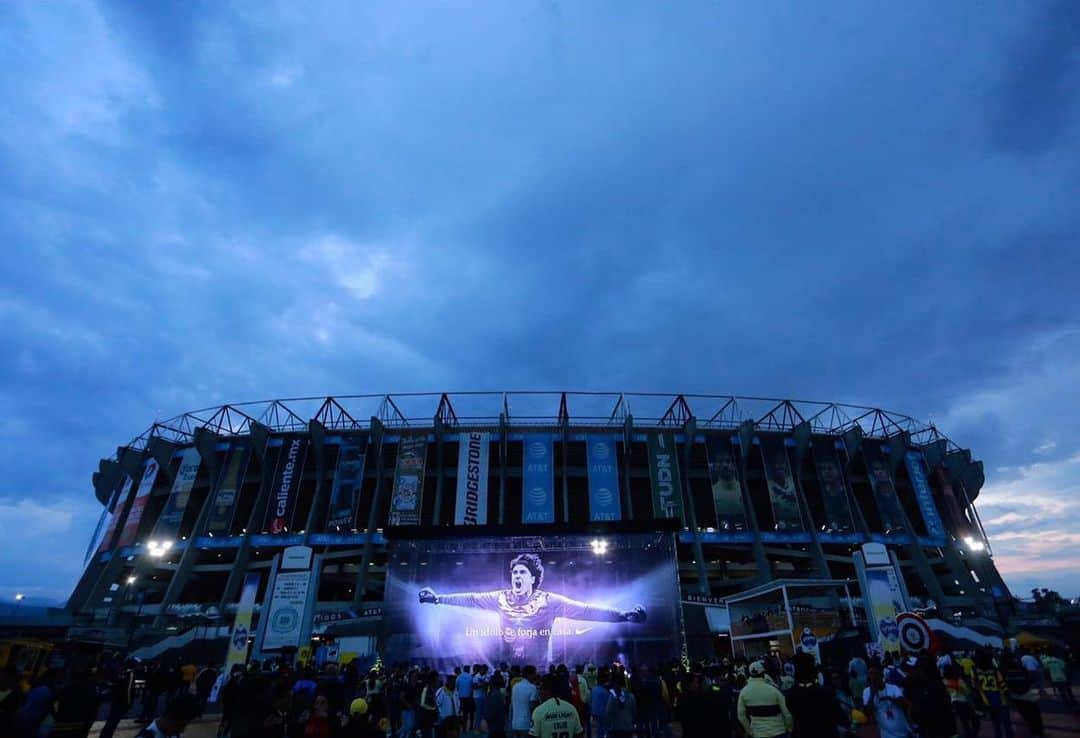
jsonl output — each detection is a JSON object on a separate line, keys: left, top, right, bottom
{"left": 1, "top": 1, "right": 1079, "bottom": 605}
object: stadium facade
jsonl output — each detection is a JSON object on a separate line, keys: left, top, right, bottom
{"left": 67, "top": 392, "right": 1013, "bottom": 660}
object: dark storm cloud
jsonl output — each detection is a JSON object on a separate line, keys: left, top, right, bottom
{"left": 1, "top": 1, "right": 1079, "bottom": 601}
{"left": 993, "top": 0, "right": 1080, "bottom": 154}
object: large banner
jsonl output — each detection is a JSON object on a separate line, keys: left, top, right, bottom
{"left": 705, "top": 434, "right": 748, "bottom": 531}
{"left": 812, "top": 443, "right": 855, "bottom": 534}
{"left": 326, "top": 434, "right": 368, "bottom": 531}
{"left": 153, "top": 447, "right": 201, "bottom": 540}
{"left": 522, "top": 434, "right": 555, "bottom": 524}
{"left": 647, "top": 432, "right": 683, "bottom": 521}
{"left": 759, "top": 436, "right": 803, "bottom": 531}
{"left": 95, "top": 475, "right": 134, "bottom": 555}
{"left": 206, "top": 446, "right": 250, "bottom": 536}
{"left": 863, "top": 443, "right": 908, "bottom": 534}
{"left": 904, "top": 451, "right": 947, "bottom": 545}
{"left": 586, "top": 435, "right": 621, "bottom": 522}
{"left": 222, "top": 571, "right": 261, "bottom": 677}
{"left": 935, "top": 467, "right": 973, "bottom": 538}
{"left": 389, "top": 435, "right": 427, "bottom": 526}
{"left": 455, "top": 432, "right": 490, "bottom": 525}
{"left": 263, "top": 437, "right": 309, "bottom": 534}
{"left": 116, "top": 458, "right": 161, "bottom": 548}
{"left": 382, "top": 534, "right": 680, "bottom": 669}
{"left": 865, "top": 566, "right": 905, "bottom": 653}
{"left": 262, "top": 570, "right": 311, "bottom": 651}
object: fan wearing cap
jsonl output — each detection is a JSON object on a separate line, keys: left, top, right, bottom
{"left": 736, "top": 661, "right": 793, "bottom": 738}
{"left": 343, "top": 697, "right": 383, "bottom": 738}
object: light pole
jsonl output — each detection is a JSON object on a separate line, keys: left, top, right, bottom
{"left": 14, "top": 593, "right": 25, "bottom": 612}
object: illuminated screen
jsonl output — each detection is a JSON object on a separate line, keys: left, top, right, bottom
{"left": 381, "top": 534, "right": 681, "bottom": 669}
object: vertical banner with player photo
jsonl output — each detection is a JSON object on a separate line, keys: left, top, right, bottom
{"left": 116, "top": 458, "right": 160, "bottom": 548}
{"left": 326, "top": 434, "right": 368, "bottom": 531}
{"left": 648, "top": 432, "right": 684, "bottom": 521}
{"left": 904, "top": 451, "right": 947, "bottom": 545}
{"left": 522, "top": 433, "right": 555, "bottom": 524}
{"left": 206, "top": 446, "right": 250, "bottom": 536}
{"left": 263, "top": 437, "right": 309, "bottom": 534}
{"left": 865, "top": 566, "right": 906, "bottom": 653}
{"left": 383, "top": 534, "right": 680, "bottom": 670}
{"left": 812, "top": 443, "right": 855, "bottom": 534}
{"left": 586, "top": 435, "right": 621, "bottom": 522}
{"left": 152, "top": 447, "right": 201, "bottom": 540}
{"left": 935, "top": 467, "right": 973, "bottom": 538}
{"left": 223, "top": 571, "right": 261, "bottom": 678}
{"left": 389, "top": 435, "right": 427, "bottom": 526}
{"left": 455, "top": 432, "right": 490, "bottom": 525}
{"left": 759, "top": 436, "right": 804, "bottom": 531}
{"left": 705, "top": 433, "right": 748, "bottom": 532}
{"left": 862, "top": 443, "right": 907, "bottom": 534}
{"left": 95, "top": 475, "right": 134, "bottom": 555}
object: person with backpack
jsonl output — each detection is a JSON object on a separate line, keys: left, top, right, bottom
{"left": 972, "top": 648, "right": 1013, "bottom": 738}
{"left": 602, "top": 673, "right": 636, "bottom": 738}
{"left": 785, "top": 655, "right": 841, "bottom": 738}
{"left": 908, "top": 655, "right": 956, "bottom": 738}
{"left": 861, "top": 665, "right": 912, "bottom": 738}
{"left": 1003, "top": 652, "right": 1044, "bottom": 737}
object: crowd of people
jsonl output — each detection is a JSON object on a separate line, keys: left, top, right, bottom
{"left": 0, "top": 644, "right": 1074, "bottom": 738}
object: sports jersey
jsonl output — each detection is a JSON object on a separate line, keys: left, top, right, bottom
{"left": 529, "top": 696, "right": 583, "bottom": 738}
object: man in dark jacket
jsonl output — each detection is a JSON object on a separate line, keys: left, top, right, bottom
{"left": 100, "top": 662, "right": 137, "bottom": 738}
{"left": 783, "top": 656, "right": 842, "bottom": 738}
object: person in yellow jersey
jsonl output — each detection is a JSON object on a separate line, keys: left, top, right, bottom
{"left": 530, "top": 674, "right": 584, "bottom": 738}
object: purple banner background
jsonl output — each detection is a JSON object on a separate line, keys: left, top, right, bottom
{"left": 382, "top": 534, "right": 680, "bottom": 669}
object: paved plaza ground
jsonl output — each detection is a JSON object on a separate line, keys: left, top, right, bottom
{"left": 88, "top": 702, "right": 1079, "bottom": 738}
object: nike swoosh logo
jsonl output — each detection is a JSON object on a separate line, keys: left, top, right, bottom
{"left": 574, "top": 628, "right": 592, "bottom": 635}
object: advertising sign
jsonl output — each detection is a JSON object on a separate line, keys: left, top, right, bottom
{"left": 812, "top": 443, "right": 855, "bottom": 533}
{"left": 521, "top": 433, "right": 555, "bottom": 524}
{"left": 647, "top": 432, "right": 683, "bottom": 521}
{"left": 586, "top": 435, "right": 621, "bottom": 522}
{"left": 206, "top": 446, "right": 250, "bottom": 536}
{"left": 116, "top": 458, "right": 160, "bottom": 548}
{"left": 95, "top": 475, "right": 134, "bottom": 555}
{"left": 326, "top": 434, "right": 368, "bottom": 531}
{"left": 704, "top": 433, "right": 748, "bottom": 531}
{"left": 263, "top": 437, "right": 309, "bottom": 534}
{"left": 759, "top": 436, "right": 803, "bottom": 531}
{"left": 455, "top": 432, "right": 490, "bottom": 525}
{"left": 904, "top": 451, "right": 947, "bottom": 545}
{"left": 221, "top": 571, "right": 261, "bottom": 685}
{"left": 262, "top": 570, "right": 312, "bottom": 651}
{"left": 865, "top": 566, "right": 906, "bottom": 653}
{"left": 153, "top": 447, "right": 202, "bottom": 540}
{"left": 389, "top": 435, "right": 427, "bottom": 527}
{"left": 382, "top": 534, "right": 680, "bottom": 669}
{"left": 863, "top": 443, "right": 907, "bottom": 534}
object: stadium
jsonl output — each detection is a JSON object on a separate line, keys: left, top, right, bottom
{"left": 66, "top": 392, "right": 1013, "bottom": 665}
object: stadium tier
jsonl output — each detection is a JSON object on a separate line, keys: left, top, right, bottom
{"left": 67, "top": 392, "right": 1012, "bottom": 661}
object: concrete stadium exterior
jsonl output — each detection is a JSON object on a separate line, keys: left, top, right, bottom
{"left": 66, "top": 392, "right": 1013, "bottom": 656}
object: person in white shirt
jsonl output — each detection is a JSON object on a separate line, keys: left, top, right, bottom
{"left": 862, "top": 666, "right": 911, "bottom": 738}
{"left": 511, "top": 666, "right": 540, "bottom": 738}
{"left": 1020, "top": 650, "right": 1046, "bottom": 694}
{"left": 437, "top": 677, "right": 461, "bottom": 726}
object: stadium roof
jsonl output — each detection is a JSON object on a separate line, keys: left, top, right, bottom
{"left": 121, "top": 391, "right": 961, "bottom": 455}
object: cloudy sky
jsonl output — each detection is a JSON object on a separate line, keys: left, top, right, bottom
{"left": 1, "top": 1, "right": 1078, "bottom": 605}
